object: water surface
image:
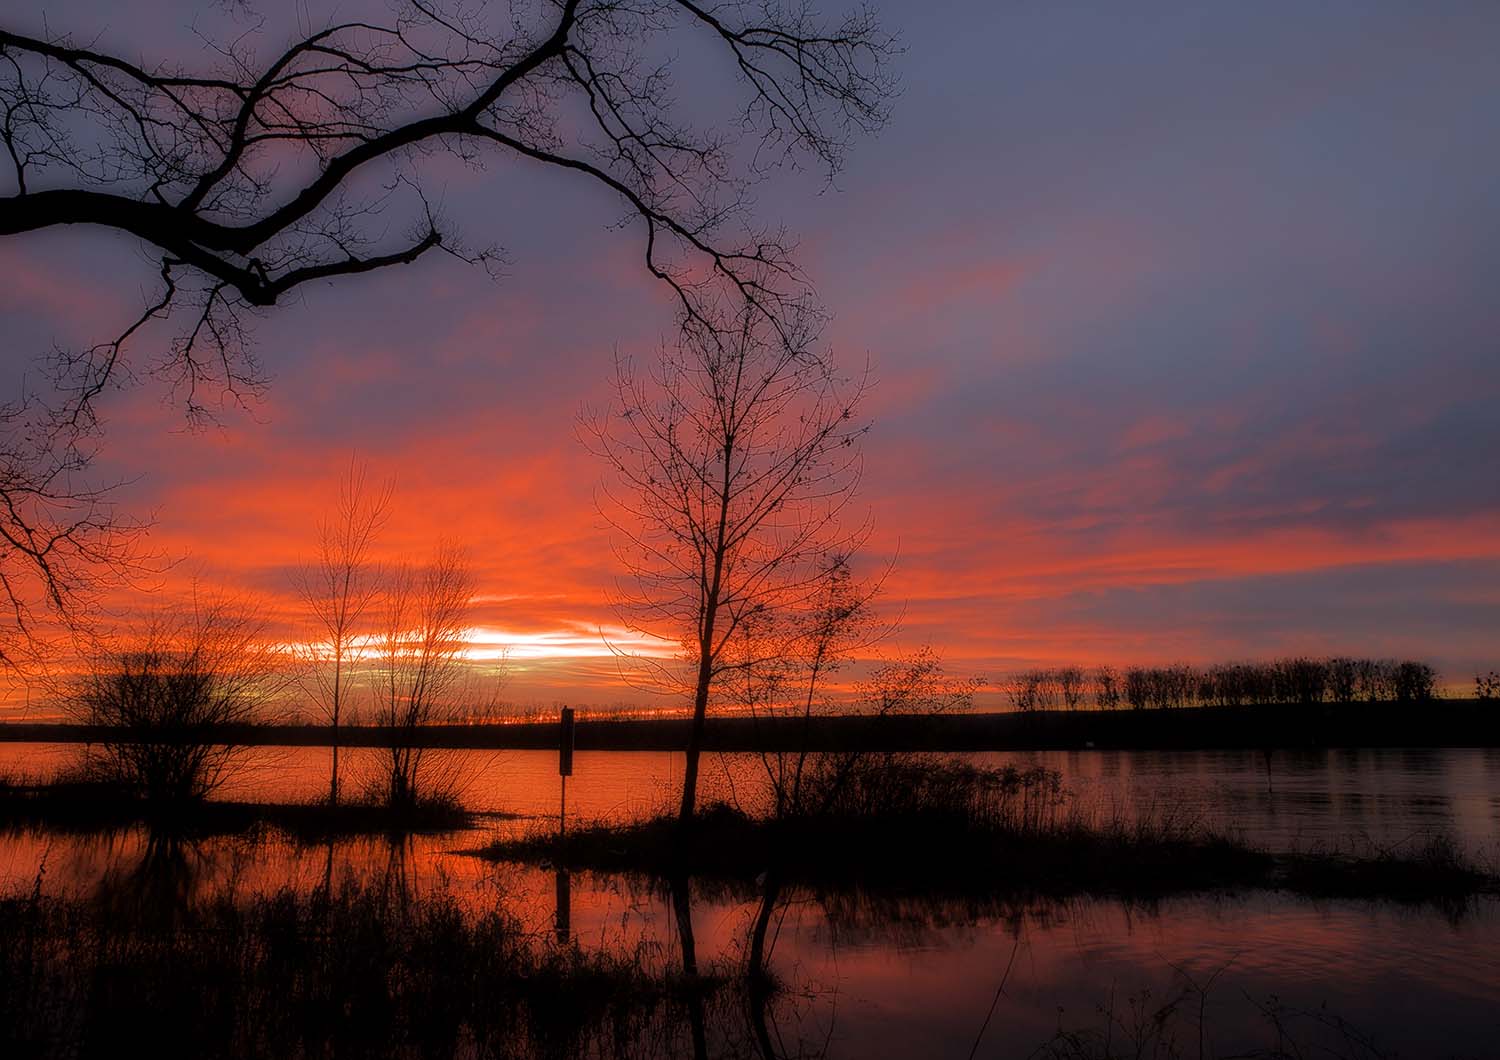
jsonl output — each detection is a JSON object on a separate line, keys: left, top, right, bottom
{"left": 3, "top": 742, "right": 1498, "bottom": 1057}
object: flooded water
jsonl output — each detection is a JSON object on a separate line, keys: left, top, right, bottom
{"left": 3, "top": 741, "right": 1499, "bottom": 1057}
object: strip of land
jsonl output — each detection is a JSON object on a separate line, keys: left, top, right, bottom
{"left": 476, "top": 801, "right": 1499, "bottom": 907}
{"left": 0, "top": 777, "right": 484, "bottom": 837}
{"left": 1, "top": 700, "right": 1494, "bottom": 752}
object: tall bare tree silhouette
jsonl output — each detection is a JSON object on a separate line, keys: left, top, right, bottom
{"left": 295, "top": 458, "right": 392, "bottom": 806}
{"left": 587, "top": 307, "right": 868, "bottom": 823}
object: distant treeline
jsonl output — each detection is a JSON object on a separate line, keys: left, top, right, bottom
{"left": 1006, "top": 657, "right": 1439, "bottom": 712}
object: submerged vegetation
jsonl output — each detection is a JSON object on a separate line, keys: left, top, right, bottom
{"left": 0, "top": 875, "right": 720, "bottom": 1060}
{"left": 1038, "top": 972, "right": 1393, "bottom": 1060}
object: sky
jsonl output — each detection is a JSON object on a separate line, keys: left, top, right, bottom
{"left": 3, "top": 1, "right": 1498, "bottom": 712}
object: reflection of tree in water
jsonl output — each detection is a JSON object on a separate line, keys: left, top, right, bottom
{"left": 378, "top": 833, "right": 416, "bottom": 908}
{"left": 741, "top": 872, "right": 851, "bottom": 1060}
{"left": 657, "top": 871, "right": 836, "bottom": 1060}
{"left": 747, "top": 871, "right": 785, "bottom": 1060}
{"left": 670, "top": 873, "right": 710, "bottom": 1060}
{"left": 666, "top": 874, "right": 1065, "bottom": 1060}
{"left": 816, "top": 888, "right": 1069, "bottom": 952}
{"left": 92, "top": 826, "right": 212, "bottom": 929}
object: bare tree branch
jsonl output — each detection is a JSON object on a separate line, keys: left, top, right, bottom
{"left": 584, "top": 303, "right": 871, "bottom": 821}
{"left": 0, "top": 0, "right": 894, "bottom": 675}
{"left": 1, "top": 1, "right": 895, "bottom": 415}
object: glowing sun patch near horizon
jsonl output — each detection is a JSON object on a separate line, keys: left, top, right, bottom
{"left": 461, "top": 624, "right": 679, "bottom": 662}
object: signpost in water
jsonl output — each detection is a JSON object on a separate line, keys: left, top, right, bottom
{"left": 558, "top": 707, "right": 575, "bottom": 835}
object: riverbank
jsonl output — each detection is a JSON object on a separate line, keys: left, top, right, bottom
{"left": 2, "top": 699, "right": 1494, "bottom": 752}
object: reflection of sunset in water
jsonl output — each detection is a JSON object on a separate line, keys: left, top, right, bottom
{"left": 3, "top": 814, "right": 1498, "bottom": 1057}
{"left": 4, "top": 744, "right": 1499, "bottom": 1055}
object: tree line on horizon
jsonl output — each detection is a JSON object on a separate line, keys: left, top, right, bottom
{"left": 1004, "top": 656, "right": 1443, "bottom": 712}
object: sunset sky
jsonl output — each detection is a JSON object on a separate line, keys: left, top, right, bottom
{"left": 3, "top": 0, "right": 1498, "bottom": 712}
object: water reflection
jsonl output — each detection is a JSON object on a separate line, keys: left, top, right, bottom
{"left": 5, "top": 743, "right": 1498, "bottom": 859}
{"left": 93, "top": 828, "right": 209, "bottom": 929}
{"left": 3, "top": 819, "right": 1499, "bottom": 1057}
{"left": 4, "top": 741, "right": 1500, "bottom": 1057}
{"left": 555, "top": 864, "right": 572, "bottom": 943}
{"left": 745, "top": 871, "right": 797, "bottom": 1060}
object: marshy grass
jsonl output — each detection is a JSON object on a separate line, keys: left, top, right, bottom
{"left": 1274, "top": 832, "right": 1496, "bottom": 904}
{"left": 0, "top": 872, "right": 722, "bottom": 1060}
{"left": 0, "top": 772, "right": 477, "bottom": 840}
{"left": 478, "top": 757, "right": 1498, "bottom": 906}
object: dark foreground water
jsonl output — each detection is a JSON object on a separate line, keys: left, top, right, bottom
{"left": 3, "top": 743, "right": 1499, "bottom": 1057}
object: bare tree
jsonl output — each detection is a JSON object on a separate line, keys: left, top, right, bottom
{"left": 732, "top": 555, "right": 884, "bottom": 819}
{"left": 1057, "top": 666, "right": 1085, "bottom": 710}
{"left": 70, "top": 591, "right": 280, "bottom": 806}
{"left": 374, "top": 542, "right": 473, "bottom": 810}
{"left": 0, "top": 396, "right": 148, "bottom": 672}
{"left": 294, "top": 458, "right": 391, "bottom": 806}
{"left": 796, "top": 646, "right": 982, "bottom": 818}
{"left": 0, "top": 2, "right": 897, "bottom": 427}
{"left": 0, "top": 1, "right": 896, "bottom": 673}
{"left": 587, "top": 307, "right": 868, "bottom": 823}
{"left": 1093, "top": 665, "right": 1121, "bottom": 710}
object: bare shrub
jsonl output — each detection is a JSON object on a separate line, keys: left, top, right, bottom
{"left": 373, "top": 544, "right": 474, "bottom": 810}
{"left": 70, "top": 596, "right": 280, "bottom": 805}
{"left": 732, "top": 557, "right": 885, "bottom": 820}
{"left": 796, "top": 648, "right": 982, "bottom": 820}
{"left": 1392, "top": 661, "right": 1436, "bottom": 702}
{"left": 1328, "top": 657, "right": 1359, "bottom": 702}
{"left": 294, "top": 458, "right": 391, "bottom": 806}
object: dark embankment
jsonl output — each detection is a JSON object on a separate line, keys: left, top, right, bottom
{"left": 3, "top": 698, "right": 1496, "bottom": 752}
{"left": 476, "top": 762, "right": 1498, "bottom": 906}
{"left": 0, "top": 777, "right": 477, "bottom": 838}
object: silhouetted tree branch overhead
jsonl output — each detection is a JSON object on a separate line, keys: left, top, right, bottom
{"left": 0, "top": 397, "right": 147, "bottom": 672}
{"left": 0, "top": 1, "right": 898, "bottom": 424}
{"left": 586, "top": 306, "right": 870, "bottom": 823}
{"left": 0, "top": 1, "right": 895, "bottom": 668}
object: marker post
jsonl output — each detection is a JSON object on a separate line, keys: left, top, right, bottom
{"left": 558, "top": 706, "right": 575, "bottom": 836}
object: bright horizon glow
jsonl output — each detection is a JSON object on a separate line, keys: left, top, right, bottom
{"left": 463, "top": 624, "right": 676, "bottom": 662}
{"left": 276, "top": 623, "right": 678, "bottom": 664}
